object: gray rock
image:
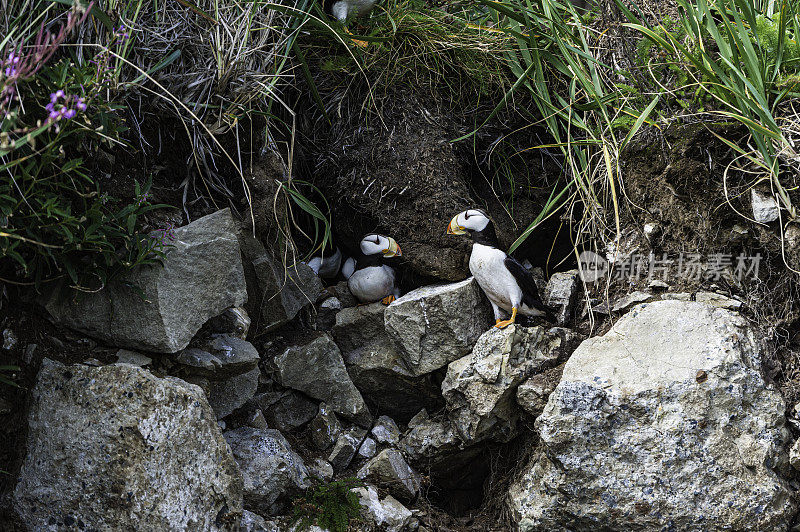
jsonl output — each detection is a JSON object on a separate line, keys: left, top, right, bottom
{"left": 114, "top": 348, "right": 152, "bottom": 367}
{"left": 332, "top": 302, "right": 390, "bottom": 355}
{"left": 400, "top": 413, "right": 462, "bottom": 463}
{"left": 515, "top": 368, "right": 561, "bottom": 417}
{"left": 752, "top": 188, "right": 780, "bottom": 223}
{"left": 371, "top": 416, "right": 401, "bottom": 446}
{"left": 329, "top": 426, "right": 368, "bottom": 471}
{"left": 275, "top": 334, "right": 370, "bottom": 426}
{"left": 175, "top": 347, "right": 223, "bottom": 374}
{"left": 612, "top": 290, "right": 653, "bottom": 312}
{"left": 239, "top": 233, "right": 323, "bottom": 334}
{"left": 200, "top": 335, "right": 261, "bottom": 376}
{"left": 238, "top": 510, "right": 278, "bottom": 532}
{"left": 23, "top": 343, "right": 37, "bottom": 364}
{"left": 385, "top": 278, "right": 491, "bottom": 376}
{"left": 510, "top": 300, "right": 796, "bottom": 531}
{"left": 315, "top": 297, "right": 342, "bottom": 330}
{"left": 224, "top": 427, "right": 309, "bottom": 516}
{"left": 206, "top": 307, "right": 251, "bottom": 339}
{"left": 407, "top": 409, "right": 430, "bottom": 429}
{"left": 648, "top": 279, "right": 669, "bottom": 290}
{"left": 2, "top": 328, "right": 17, "bottom": 350}
{"left": 13, "top": 359, "right": 242, "bottom": 530}
{"left": 359, "top": 437, "right": 377, "bottom": 459}
{"left": 207, "top": 367, "right": 260, "bottom": 419}
{"left": 662, "top": 291, "right": 743, "bottom": 310}
{"left": 441, "top": 325, "right": 577, "bottom": 444}
{"left": 43, "top": 209, "right": 247, "bottom": 353}
{"left": 309, "top": 402, "right": 342, "bottom": 451}
{"left": 544, "top": 270, "right": 581, "bottom": 325}
{"left": 262, "top": 391, "right": 318, "bottom": 432}
{"left": 791, "top": 439, "right": 800, "bottom": 471}
{"left": 335, "top": 304, "right": 441, "bottom": 419}
{"left": 352, "top": 485, "right": 413, "bottom": 532}
{"left": 308, "top": 458, "right": 334, "bottom": 482}
{"left": 357, "top": 449, "right": 422, "bottom": 501}
{"left": 245, "top": 409, "right": 268, "bottom": 429}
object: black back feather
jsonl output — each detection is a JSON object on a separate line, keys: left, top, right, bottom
{"left": 504, "top": 256, "right": 556, "bottom": 321}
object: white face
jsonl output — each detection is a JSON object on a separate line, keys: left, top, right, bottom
{"left": 360, "top": 234, "right": 401, "bottom": 257}
{"left": 449, "top": 209, "right": 490, "bottom": 234}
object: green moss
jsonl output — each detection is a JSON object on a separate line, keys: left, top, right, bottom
{"left": 291, "top": 478, "right": 365, "bottom": 532}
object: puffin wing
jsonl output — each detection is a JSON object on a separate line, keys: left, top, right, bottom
{"left": 503, "top": 256, "right": 553, "bottom": 315}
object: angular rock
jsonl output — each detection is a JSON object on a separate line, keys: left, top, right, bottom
{"left": 752, "top": 188, "right": 780, "bottom": 223}
{"left": 207, "top": 367, "right": 260, "bottom": 419}
{"left": 206, "top": 307, "right": 251, "bottom": 339}
{"left": 612, "top": 290, "right": 653, "bottom": 312}
{"left": 200, "top": 335, "right": 261, "bottom": 376}
{"left": 308, "top": 458, "right": 334, "bottom": 482}
{"left": 510, "top": 300, "right": 796, "bottom": 531}
{"left": 544, "top": 270, "right": 581, "bottom": 325}
{"left": 175, "top": 347, "right": 223, "bottom": 373}
{"left": 238, "top": 510, "right": 278, "bottom": 532}
{"left": 335, "top": 304, "right": 441, "bottom": 420}
{"left": 239, "top": 232, "right": 323, "bottom": 334}
{"left": 224, "top": 427, "right": 309, "bottom": 516}
{"left": 358, "top": 437, "right": 377, "bottom": 459}
{"left": 442, "top": 325, "right": 578, "bottom": 444}
{"left": 329, "top": 427, "right": 368, "bottom": 471}
{"left": 245, "top": 409, "right": 268, "bottom": 429}
{"left": 352, "top": 485, "right": 413, "bottom": 532}
{"left": 13, "top": 359, "right": 242, "bottom": 530}
{"left": 260, "top": 390, "right": 317, "bottom": 432}
{"left": 357, "top": 449, "right": 422, "bottom": 501}
{"left": 315, "top": 297, "right": 342, "bottom": 330}
{"left": 791, "top": 439, "right": 800, "bottom": 471}
{"left": 371, "top": 416, "right": 401, "bottom": 446}
{"left": 663, "top": 291, "right": 743, "bottom": 310}
{"left": 114, "top": 349, "right": 152, "bottom": 367}
{"left": 400, "top": 413, "right": 462, "bottom": 463}
{"left": 309, "top": 402, "right": 342, "bottom": 451}
{"left": 385, "top": 278, "right": 491, "bottom": 376}
{"left": 515, "top": 366, "right": 562, "bottom": 417}
{"left": 275, "top": 334, "right": 370, "bottom": 426}
{"left": 43, "top": 209, "right": 247, "bottom": 353}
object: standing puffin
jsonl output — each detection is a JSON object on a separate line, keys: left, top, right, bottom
{"left": 343, "top": 233, "right": 402, "bottom": 305}
{"left": 447, "top": 209, "right": 553, "bottom": 328}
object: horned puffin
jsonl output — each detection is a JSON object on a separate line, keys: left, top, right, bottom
{"left": 307, "top": 246, "right": 343, "bottom": 279}
{"left": 323, "top": 0, "right": 380, "bottom": 22}
{"left": 343, "top": 233, "right": 402, "bottom": 304}
{"left": 447, "top": 208, "right": 553, "bottom": 328}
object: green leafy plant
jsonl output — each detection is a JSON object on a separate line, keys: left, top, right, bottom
{"left": 620, "top": 0, "right": 800, "bottom": 231}
{"left": 1, "top": 1, "right": 172, "bottom": 290}
{"left": 473, "top": 0, "right": 658, "bottom": 253}
{"left": 291, "top": 478, "right": 364, "bottom": 532}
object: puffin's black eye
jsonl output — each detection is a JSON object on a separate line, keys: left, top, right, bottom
{"left": 464, "top": 211, "right": 471, "bottom": 219}
{"left": 373, "top": 235, "right": 380, "bottom": 244}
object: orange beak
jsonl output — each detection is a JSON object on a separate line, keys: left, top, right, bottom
{"left": 382, "top": 237, "right": 402, "bottom": 257}
{"left": 447, "top": 215, "right": 466, "bottom": 235}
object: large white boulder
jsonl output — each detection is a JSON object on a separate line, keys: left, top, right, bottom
{"left": 510, "top": 300, "right": 797, "bottom": 531}
{"left": 13, "top": 360, "right": 243, "bottom": 530}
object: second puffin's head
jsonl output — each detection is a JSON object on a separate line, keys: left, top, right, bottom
{"left": 360, "top": 233, "right": 402, "bottom": 257}
{"left": 447, "top": 209, "right": 491, "bottom": 236}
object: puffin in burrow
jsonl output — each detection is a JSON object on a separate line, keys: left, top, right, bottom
{"left": 343, "top": 233, "right": 402, "bottom": 304}
{"left": 307, "top": 246, "right": 344, "bottom": 279}
{"left": 447, "top": 208, "right": 554, "bottom": 328}
{"left": 323, "top": 0, "right": 381, "bottom": 23}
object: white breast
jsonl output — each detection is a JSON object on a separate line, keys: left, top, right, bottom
{"left": 469, "top": 243, "right": 522, "bottom": 313}
{"left": 348, "top": 265, "right": 395, "bottom": 303}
